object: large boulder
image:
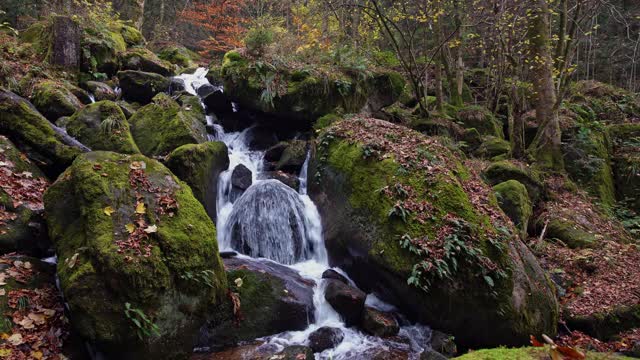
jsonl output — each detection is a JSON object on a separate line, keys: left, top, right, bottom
{"left": 117, "top": 70, "right": 171, "bottom": 104}
{"left": 562, "top": 125, "right": 615, "bottom": 209}
{"left": 119, "top": 48, "right": 174, "bottom": 76}
{"left": 493, "top": 180, "right": 532, "bottom": 239}
{"left": 220, "top": 51, "right": 404, "bottom": 130}
{"left": 198, "top": 257, "right": 314, "bottom": 348}
{"left": 455, "top": 105, "right": 504, "bottom": 138}
{"left": 165, "top": 142, "right": 229, "bottom": 222}
{"left": 324, "top": 279, "right": 366, "bottom": 327}
{"left": 361, "top": 306, "right": 399, "bottom": 337}
{"left": 157, "top": 43, "right": 200, "bottom": 68}
{"left": 310, "top": 117, "right": 559, "bottom": 348}
{"left": 112, "top": 0, "right": 146, "bottom": 28}
{"left": 85, "top": 81, "right": 117, "bottom": 102}
{"left": 0, "top": 137, "right": 50, "bottom": 256}
{"left": 0, "top": 89, "right": 85, "bottom": 176}
{"left": 66, "top": 101, "right": 140, "bottom": 154}
{"left": 129, "top": 93, "right": 207, "bottom": 156}
{"left": 44, "top": 151, "right": 227, "bottom": 359}
{"left": 308, "top": 326, "right": 344, "bottom": 353}
{"left": 31, "top": 80, "right": 84, "bottom": 121}
{"left": 483, "top": 161, "right": 544, "bottom": 202}
{"left": 80, "top": 24, "right": 128, "bottom": 77}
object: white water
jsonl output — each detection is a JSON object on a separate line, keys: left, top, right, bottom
{"left": 88, "top": 94, "right": 95, "bottom": 103}
{"left": 176, "top": 69, "right": 430, "bottom": 359}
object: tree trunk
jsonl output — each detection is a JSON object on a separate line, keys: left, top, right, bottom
{"left": 526, "top": 0, "right": 564, "bottom": 170}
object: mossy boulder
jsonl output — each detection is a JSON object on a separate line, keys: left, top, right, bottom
{"left": 129, "top": 93, "right": 207, "bottom": 156}
{"left": 120, "top": 25, "right": 145, "bottom": 47}
{"left": 562, "top": 126, "right": 615, "bottom": 208}
{"left": 0, "top": 137, "right": 50, "bottom": 256}
{"left": 310, "top": 118, "right": 558, "bottom": 349}
{"left": 483, "top": 161, "right": 544, "bottom": 202}
{"left": 609, "top": 124, "right": 640, "bottom": 212}
{"left": 493, "top": 180, "right": 532, "bottom": 239}
{"left": 274, "top": 140, "right": 308, "bottom": 172}
{"left": 80, "top": 24, "right": 128, "bottom": 77}
{"left": 31, "top": 80, "right": 84, "bottom": 121}
{"left": 475, "top": 136, "right": 511, "bottom": 159}
{"left": 43, "top": 151, "right": 227, "bottom": 359}
{"left": 20, "top": 21, "right": 51, "bottom": 54}
{"left": 543, "top": 218, "right": 597, "bottom": 249}
{"left": 84, "top": 81, "right": 117, "bottom": 101}
{"left": 120, "top": 48, "right": 174, "bottom": 76}
{"left": 568, "top": 80, "right": 640, "bottom": 125}
{"left": 165, "top": 142, "right": 229, "bottom": 222}
{"left": 456, "top": 105, "right": 504, "bottom": 138}
{"left": 452, "top": 347, "right": 634, "bottom": 360}
{"left": 157, "top": 44, "right": 200, "bottom": 68}
{"left": 314, "top": 114, "right": 342, "bottom": 132}
{"left": 0, "top": 89, "right": 85, "bottom": 176}
{"left": 66, "top": 101, "right": 140, "bottom": 154}
{"left": 565, "top": 304, "right": 640, "bottom": 341}
{"left": 199, "top": 257, "right": 314, "bottom": 348}
{"left": 117, "top": 70, "right": 171, "bottom": 104}
{"left": 220, "top": 50, "right": 404, "bottom": 129}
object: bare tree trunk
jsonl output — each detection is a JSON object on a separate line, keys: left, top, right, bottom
{"left": 526, "top": 0, "right": 564, "bottom": 170}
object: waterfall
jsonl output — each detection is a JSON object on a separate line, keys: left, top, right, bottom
{"left": 174, "top": 68, "right": 429, "bottom": 360}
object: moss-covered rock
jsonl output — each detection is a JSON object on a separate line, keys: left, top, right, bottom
{"left": 562, "top": 126, "right": 615, "bottom": 209}
{"left": 43, "top": 151, "right": 227, "bottom": 359}
{"left": 66, "top": 101, "right": 140, "bottom": 154}
{"left": 314, "top": 114, "right": 342, "bottom": 131}
{"left": 119, "top": 48, "right": 174, "bottom": 76}
{"left": 275, "top": 140, "right": 308, "bottom": 172}
{"left": 0, "top": 89, "right": 84, "bottom": 176}
{"left": 165, "top": 142, "right": 229, "bottom": 222}
{"left": 568, "top": 80, "right": 640, "bottom": 125}
{"left": 493, "top": 180, "right": 532, "bottom": 239}
{"left": 157, "top": 44, "right": 200, "bottom": 68}
{"left": 117, "top": 70, "right": 171, "bottom": 104}
{"left": 310, "top": 118, "right": 558, "bottom": 349}
{"left": 84, "top": 81, "right": 117, "bottom": 101}
{"left": 543, "top": 218, "right": 597, "bottom": 249}
{"left": 31, "top": 80, "right": 84, "bottom": 121}
{"left": 220, "top": 50, "right": 404, "bottom": 129}
{"left": 453, "top": 347, "right": 633, "bottom": 360}
{"left": 199, "top": 257, "right": 314, "bottom": 348}
{"left": 483, "top": 161, "right": 544, "bottom": 202}
{"left": 80, "top": 24, "right": 128, "bottom": 77}
{"left": 120, "top": 25, "right": 145, "bottom": 47}
{"left": 20, "top": 21, "right": 51, "bottom": 54}
{"left": 0, "top": 137, "right": 50, "bottom": 256}
{"left": 129, "top": 93, "right": 207, "bottom": 156}
{"left": 475, "top": 136, "right": 511, "bottom": 160}
{"left": 456, "top": 105, "right": 504, "bottom": 138}
{"left": 566, "top": 304, "right": 640, "bottom": 341}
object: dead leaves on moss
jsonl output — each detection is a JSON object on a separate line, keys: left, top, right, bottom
{"left": 0, "top": 255, "right": 68, "bottom": 359}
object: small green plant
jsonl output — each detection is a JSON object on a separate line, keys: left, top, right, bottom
{"left": 180, "top": 269, "right": 217, "bottom": 288}
{"left": 17, "top": 296, "right": 29, "bottom": 311}
{"left": 101, "top": 115, "right": 124, "bottom": 134}
{"left": 124, "top": 302, "right": 160, "bottom": 340}
{"left": 388, "top": 202, "right": 411, "bottom": 223}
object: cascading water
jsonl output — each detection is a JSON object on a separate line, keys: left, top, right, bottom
{"left": 175, "top": 69, "right": 430, "bottom": 359}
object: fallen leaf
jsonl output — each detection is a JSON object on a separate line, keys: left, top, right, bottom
{"left": 17, "top": 317, "right": 34, "bottom": 329}
{"left": 31, "top": 351, "right": 43, "bottom": 360}
{"left": 104, "top": 206, "right": 115, "bottom": 216}
{"left": 13, "top": 260, "right": 23, "bottom": 268}
{"left": 0, "top": 273, "right": 6, "bottom": 285}
{"left": 557, "top": 345, "right": 586, "bottom": 359}
{"left": 66, "top": 253, "right": 79, "bottom": 269}
{"left": 130, "top": 161, "right": 146, "bottom": 170}
{"left": 0, "top": 289, "right": 5, "bottom": 296}
{"left": 23, "top": 262, "right": 31, "bottom": 269}
{"left": 0, "top": 348, "right": 12, "bottom": 357}
{"left": 143, "top": 225, "right": 157, "bottom": 234}
{"left": 125, "top": 223, "right": 135, "bottom": 234}
{"left": 531, "top": 335, "right": 544, "bottom": 347}
{"left": 41, "top": 308, "right": 56, "bottom": 317}
{"left": 135, "top": 202, "right": 146, "bottom": 214}
{"left": 234, "top": 278, "right": 243, "bottom": 288}
{"left": 28, "top": 313, "right": 46, "bottom": 325}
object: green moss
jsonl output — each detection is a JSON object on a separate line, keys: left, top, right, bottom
{"left": 43, "top": 151, "right": 226, "bottom": 357}
{"left": 475, "top": 136, "right": 511, "bottom": 159}
{"left": 157, "top": 45, "right": 200, "bottom": 68}
{"left": 129, "top": 93, "right": 207, "bottom": 156}
{"left": 314, "top": 114, "right": 341, "bottom": 131}
{"left": 454, "top": 347, "right": 634, "bottom": 360}
{"left": 456, "top": 105, "right": 504, "bottom": 138}
{"left": 120, "top": 25, "right": 144, "bottom": 47}
{"left": 119, "top": 47, "right": 174, "bottom": 76}
{"left": 31, "top": 80, "right": 84, "bottom": 121}
{"left": 483, "top": 161, "right": 544, "bottom": 202}
{"left": 66, "top": 100, "right": 140, "bottom": 154}
{"left": 19, "top": 22, "right": 50, "bottom": 54}
{"left": 562, "top": 127, "right": 615, "bottom": 209}
{"left": 0, "top": 90, "right": 82, "bottom": 176}
{"left": 494, "top": 180, "right": 532, "bottom": 239}
{"left": 165, "top": 142, "right": 229, "bottom": 221}
{"left": 546, "top": 218, "right": 597, "bottom": 249}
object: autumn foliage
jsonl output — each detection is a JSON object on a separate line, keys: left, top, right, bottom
{"left": 180, "top": 0, "right": 247, "bottom": 56}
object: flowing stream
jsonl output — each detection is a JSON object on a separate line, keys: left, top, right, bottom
{"left": 174, "top": 69, "right": 431, "bottom": 359}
